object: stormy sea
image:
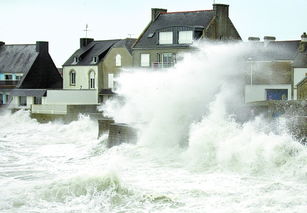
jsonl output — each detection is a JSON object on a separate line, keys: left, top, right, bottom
{"left": 1, "top": 42, "right": 306, "bottom": 213}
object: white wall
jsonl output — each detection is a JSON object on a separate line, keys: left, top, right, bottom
{"left": 45, "top": 90, "right": 98, "bottom": 104}
{"left": 63, "top": 66, "right": 98, "bottom": 90}
{"left": 293, "top": 68, "right": 307, "bottom": 100}
{"left": 245, "top": 84, "right": 292, "bottom": 103}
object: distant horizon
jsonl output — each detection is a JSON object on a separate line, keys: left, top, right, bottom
{"left": 1, "top": 0, "right": 306, "bottom": 67}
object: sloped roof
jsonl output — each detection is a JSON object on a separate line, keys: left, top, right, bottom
{"left": 63, "top": 39, "right": 120, "bottom": 66}
{"left": 297, "top": 76, "right": 307, "bottom": 86}
{"left": 133, "top": 10, "right": 215, "bottom": 49}
{"left": 10, "top": 89, "right": 47, "bottom": 97}
{"left": 246, "top": 40, "right": 300, "bottom": 61}
{"left": 0, "top": 44, "right": 38, "bottom": 73}
{"left": 112, "top": 38, "right": 137, "bottom": 54}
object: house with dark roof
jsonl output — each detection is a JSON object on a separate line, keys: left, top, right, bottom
{"left": 0, "top": 41, "right": 62, "bottom": 108}
{"left": 27, "top": 38, "right": 135, "bottom": 118}
{"left": 244, "top": 35, "right": 306, "bottom": 103}
{"left": 62, "top": 38, "right": 135, "bottom": 103}
{"left": 132, "top": 4, "right": 241, "bottom": 68}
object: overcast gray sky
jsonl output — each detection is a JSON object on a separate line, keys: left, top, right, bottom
{"left": 1, "top": 0, "right": 306, "bottom": 67}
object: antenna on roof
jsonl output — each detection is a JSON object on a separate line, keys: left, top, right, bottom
{"left": 128, "top": 34, "right": 134, "bottom": 38}
{"left": 83, "top": 24, "right": 90, "bottom": 38}
{"left": 213, "top": 0, "right": 216, "bottom": 4}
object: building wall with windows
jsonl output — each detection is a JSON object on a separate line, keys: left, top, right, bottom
{"left": 63, "top": 66, "right": 98, "bottom": 90}
{"left": 102, "top": 46, "right": 133, "bottom": 90}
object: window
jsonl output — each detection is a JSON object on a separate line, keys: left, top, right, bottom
{"left": 89, "top": 71, "right": 95, "bottom": 89}
{"left": 266, "top": 89, "right": 288, "bottom": 100}
{"left": 92, "top": 56, "right": 98, "bottom": 63}
{"left": 33, "top": 96, "right": 42, "bottom": 104}
{"left": 70, "top": 70, "right": 76, "bottom": 86}
{"left": 115, "top": 54, "right": 121, "bottom": 67}
{"left": 73, "top": 57, "right": 79, "bottom": 64}
{"left": 108, "top": 74, "right": 114, "bottom": 89}
{"left": 5, "top": 74, "right": 12, "bottom": 80}
{"left": 19, "top": 96, "right": 27, "bottom": 106}
{"left": 147, "top": 32, "right": 155, "bottom": 38}
{"left": 5, "top": 95, "right": 9, "bottom": 104}
{"left": 15, "top": 75, "right": 22, "bottom": 81}
{"left": 0, "top": 94, "right": 3, "bottom": 104}
{"left": 159, "top": 32, "right": 173, "bottom": 44}
{"left": 141, "top": 54, "right": 150, "bottom": 67}
{"left": 179, "top": 31, "right": 193, "bottom": 44}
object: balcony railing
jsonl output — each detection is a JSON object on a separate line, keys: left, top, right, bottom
{"left": 0, "top": 80, "right": 19, "bottom": 88}
{"left": 152, "top": 62, "right": 175, "bottom": 69}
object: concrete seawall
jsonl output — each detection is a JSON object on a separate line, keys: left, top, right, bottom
{"left": 107, "top": 123, "right": 137, "bottom": 147}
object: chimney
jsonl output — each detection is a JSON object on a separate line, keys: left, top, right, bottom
{"left": 248, "top": 37, "right": 260, "bottom": 42}
{"left": 36, "top": 41, "right": 48, "bottom": 53}
{"left": 301, "top": 32, "right": 307, "bottom": 42}
{"left": 80, "top": 38, "right": 94, "bottom": 48}
{"left": 0, "top": 41, "right": 5, "bottom": 47}
{"left": 213, "top": 4, "right": 229, "bottom": 18}
{"left": 264, "top": 36, "right": 276, "bottom": 47}
{"left": 151, "top": 8, "right": 167, "bottom": 22}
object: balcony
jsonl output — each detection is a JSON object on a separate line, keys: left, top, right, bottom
{"left": 0, "top": 80, "right": 19, "bottom": 88}
{"left": 152, "top": 62, "right": 175, "bottom": 69}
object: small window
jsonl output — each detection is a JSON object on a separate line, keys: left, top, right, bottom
{"left": 15, "top": 75, "right": 22, "bottom": 81}
{"left": 141, "top": 54, "right": 150, "bottom": 67}
{"left": 5, "top": 74, "right": 12, "bottom": 80}
{"left": 266, "top": 89, "right": 288, "bottom": 100}
{"left": 73, "top": 57, "right": 79, "bottom": 64}
{"left": 92, "top": 56, "right": 98, "bottom": 63}
{"left": 33, "top": 96, "right": 42, "bottom": 105}
{"left": 147, "top": 32, "right": 155, "bottom": 38}
{"left": 0, "top": 94, "right": 3, "bottom": 104}
{"left": 19, "top": 96, "right": 27, "bottom": 106}
{"left": 70, "top": 70, "right": 76, "bottom": 86}
{"left": 179, "top": 31, "right": 193, "bottom": 44}
{"left": 159, "top": 32, "right": 173, "bottom": 44}
{"left": 5, "top": 95, "right": 9, "bottom": 104}
{"left": 89, "top": 71, "right": 95, "bottom": 89}
{"left": 108, "top": 74, "right": 114, "bottom": 89}
{"left": 115, "top": 54, "right": 121, "bottom": 67}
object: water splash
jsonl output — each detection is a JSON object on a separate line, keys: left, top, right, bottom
{"left": 102, "top": 41, "right": 307, "bottom": 178}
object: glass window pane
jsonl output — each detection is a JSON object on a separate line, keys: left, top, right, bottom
{"left": 159, "top": 32, "right": 173, "bottom": 44}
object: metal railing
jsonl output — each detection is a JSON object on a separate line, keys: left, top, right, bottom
{"left": 0, "top": 80, "right": 19, "bottom": 88}
{"left": 152, "top": 62, "right": 175, "bottom": 69}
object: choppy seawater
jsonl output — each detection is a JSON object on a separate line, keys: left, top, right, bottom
{"left": 0, "top": 110, "right": 306, "bottom": 213}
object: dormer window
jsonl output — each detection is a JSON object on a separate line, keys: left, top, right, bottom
{"left": 178, "top": 31, "right": 193, "bottom": 44}
{"left": 92, "top": 56, "right": 98, "bottom": 63}
{"left": 159, "top": 32, "right": 173, "bottom": 44}
{"left": 73, "top": 57, "right": 79, "bottom": 64}
{"left": 147, "top": 32, "right": 155, "bottom": 38}
{"left": 115, "top": 54, "right": 121, "bottom": 67}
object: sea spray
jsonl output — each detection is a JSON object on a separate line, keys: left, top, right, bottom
{"left": 101, "top": 42, "right": 247, "bottom": 148}
{"left": 102, "top": 41, "right": 307, "bottom": 178}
